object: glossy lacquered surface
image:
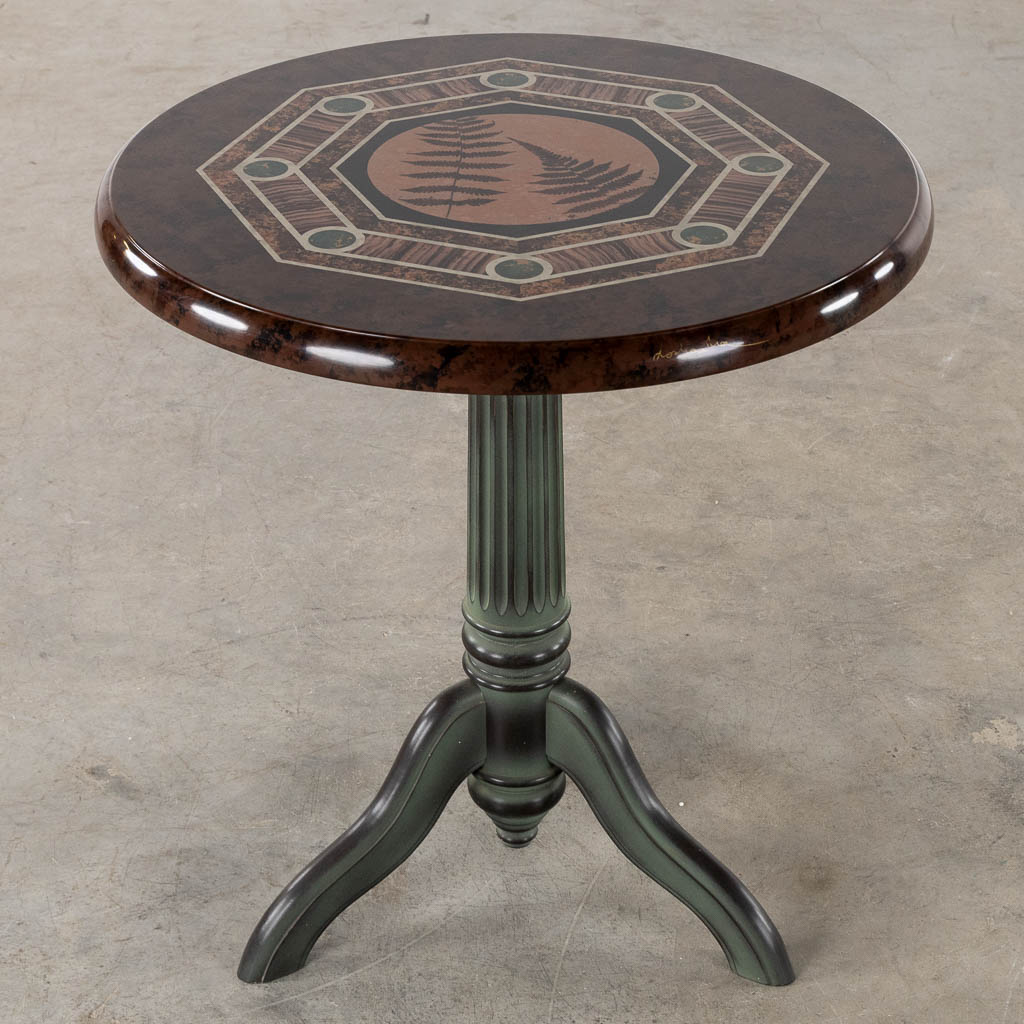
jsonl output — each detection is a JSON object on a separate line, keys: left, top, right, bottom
{"left": 96, "top": 34, "right": 932, "bottom": 394}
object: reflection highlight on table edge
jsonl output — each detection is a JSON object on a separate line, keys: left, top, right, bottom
{"left": 94, "top": 155, "right": 932, "bottom": 396}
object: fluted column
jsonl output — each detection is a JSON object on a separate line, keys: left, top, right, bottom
{"left": 463, "top": 395, "right": 570, "bottom": 845}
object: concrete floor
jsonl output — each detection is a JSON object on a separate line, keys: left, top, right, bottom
{"left": 2, "top": 0, "right": 1023, "bottom": 1021}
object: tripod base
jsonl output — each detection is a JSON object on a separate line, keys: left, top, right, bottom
{"left": 238, "top": 675, "right": 794, "bottom": 987}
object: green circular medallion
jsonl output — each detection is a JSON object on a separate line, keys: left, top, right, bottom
{"left": 493, "top": 258, "right": 545, "bottom": 280}
{"left": 323, "top": 96, "right": 368, "bottom": 114}
{"left": 242, "top": 159, "right": 290, "bottom": 178}
{"left": 738, "top": 154, "right": 785, "bottom": 174}
{"left": 484, "top": 71, "right": 530, "bottom": 87}
{"left": 308, "top": 228, "right": 357, "bottom": 250}
{"left": 653, "top": 93, "right": 696, "bottom": 110}
{"left": 679, "top": 224, "right": 730, "bottom": 246}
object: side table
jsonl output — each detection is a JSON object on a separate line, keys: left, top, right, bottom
{"left": 95, "top": 32, "right": 932, "bottom": 988}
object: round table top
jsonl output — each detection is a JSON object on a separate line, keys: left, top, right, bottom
{"left": 96, "top": 33, "right": 932, "bottom": 395}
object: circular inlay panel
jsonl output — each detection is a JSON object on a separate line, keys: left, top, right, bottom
{"left": 677, "top": 223, "right": 731, "bottom": 246}
{"left": 650, "top": 92, "right": 697, "bottom": 110}
{"left": 356, "top": 108, "right": 675, "bottom": 233}
{"left": 323, "top": 96, "right": 369, "bottom": 114}
{"left": 488, "top": 257, "right": 550, "bottom": 280}
{"left": 307, "top": 228, "right": 358, "bottom": 249}
{"left": 241, "top": 159, "right": 291, "bottom": 178}
{"left": 483, "top": 70, "right": 533, "bottom": 87}
{"left": 738, "top": 154, "right": 785, "bottom": 174}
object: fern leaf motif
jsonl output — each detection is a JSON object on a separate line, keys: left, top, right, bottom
{"left": 401, "top": 115, "right": 512, "bottom": 217}
{"left": 510, "top": 137, "right": 653, "bottom": 218}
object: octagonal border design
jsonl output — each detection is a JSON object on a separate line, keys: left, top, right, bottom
{"left": 199, "top": 57, "right": 829, "bottom": 302}
{"left": 329, "top": 100, "right": 699, "bottom": 241}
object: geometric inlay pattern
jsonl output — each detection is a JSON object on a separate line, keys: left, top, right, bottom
{"left": 199, "top": 58, "right": 829, "bottom": 301}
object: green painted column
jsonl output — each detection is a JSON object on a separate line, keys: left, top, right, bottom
{"left": 463, "top": 395, "right": 570, "bottom": 845}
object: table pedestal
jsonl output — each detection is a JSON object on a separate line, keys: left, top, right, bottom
{"left": 237, "top": 396, "right": 794, "bottom": 986}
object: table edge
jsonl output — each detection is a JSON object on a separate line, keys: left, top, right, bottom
{"left": 95, "top": 129, "right": 933, "bottom": 396}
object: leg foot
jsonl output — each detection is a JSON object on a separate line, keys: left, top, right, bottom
{"left": 467, "top": 770, "right": 566, "bottom": 847}
{"left": 546, "top": 678, "right": 795, "bottom": 986}
{"left": 238, "top": 679, "right": 486, "bottom": 983}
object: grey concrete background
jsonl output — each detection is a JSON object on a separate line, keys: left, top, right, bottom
{"left": 2, "top": 1, "right": 1022, "bottom": 1021}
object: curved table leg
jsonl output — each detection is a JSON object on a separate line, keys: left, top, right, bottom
{"left": 546, "top": 678, "right": 795, "bottom": 986}
{"left": 238, "top": 679, "right": 486, "bottom": 983}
